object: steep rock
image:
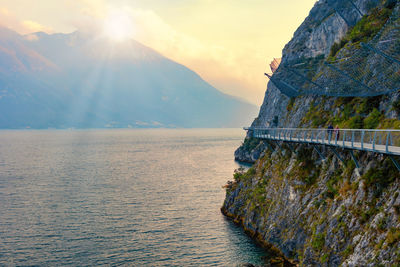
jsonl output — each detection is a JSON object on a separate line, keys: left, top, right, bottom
{"left": 227, "top": 0, "right": 400, "bottom": 265}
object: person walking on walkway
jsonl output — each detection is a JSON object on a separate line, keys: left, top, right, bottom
{"left": 327, "top": 124, "right": 334, "bottom": 142}
{"left": 334, "top": 125, "right": 340, "bottom": 141}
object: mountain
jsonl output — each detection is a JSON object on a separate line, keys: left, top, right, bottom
{"left": 0, "top": 27, "right": 257, "bottom": 128}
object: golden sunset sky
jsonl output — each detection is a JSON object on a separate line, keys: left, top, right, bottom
{"left": 0, "top": 0, "right": 317, "bottom": 105}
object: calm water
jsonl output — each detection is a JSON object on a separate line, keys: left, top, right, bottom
{"left": 0, "top": 129, "right": 266, "bottom": 266}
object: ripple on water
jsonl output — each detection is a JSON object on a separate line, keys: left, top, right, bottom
{"left": 0, "top": 129, "right": 267, "bottom": 266}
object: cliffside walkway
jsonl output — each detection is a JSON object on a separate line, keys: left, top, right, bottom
{"left": 245, "top": 127, "right": 400, "bottom": 170}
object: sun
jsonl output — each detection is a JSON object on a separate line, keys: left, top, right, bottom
{"left": 103, "top": 10, "right": 134, "bottom": 42}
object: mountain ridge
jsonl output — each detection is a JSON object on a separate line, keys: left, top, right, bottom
{"left": 0, "top": 26, "right": 257, "bottom": 129}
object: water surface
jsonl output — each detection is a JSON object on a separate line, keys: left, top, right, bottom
{"left": 0, "top": 129, "right": 266, "bottom": 266}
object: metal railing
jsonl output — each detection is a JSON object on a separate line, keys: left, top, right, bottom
{"left": 244, "top": 127, "right": 400, "bottom": 156}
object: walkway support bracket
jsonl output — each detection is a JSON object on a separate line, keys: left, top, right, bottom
{"left": 265, "top": 141, "right": 275, "bottom": 153}
{"left": 287, "top": 143, "right": 297, "bottom": 155}
{"left": 389, "top": 155, "right": 400, "bottom": 171}
{"left": 313, "top": 145, "right": 326, "bottom": 161}
{"left": 331, "top": 147, "right": 345, "bottom": 164}
{"left": 350, "top": 150, "right": 360, "bottom": 169}
{"left": 275, "top": 141, "right": 282, "bottom": 151}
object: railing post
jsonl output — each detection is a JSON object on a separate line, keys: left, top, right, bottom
{"left": 351, "top": 131, "right": 354, "bottom": 148}
{"left": 328, "top": 129, "right": 331, "bottom": 145}
{"left": 390, "top": 132, "right": 393, "bottom": 146}
{"left": 386, "top": 131, "right": 390, "bottom": 153}
{"left": 290, "top": 130, "right": 292, "bottom": 141}
{"left": 322, "top": 130, "right": 326, "bottom": 145}
{"left": 361, "top": 130, "right": 365, "bottom": 150}
{"left": 373, "top": 131, "right": 377, "bottom": 151}
{"left": 335, "top": 131, "right": 338, "bottom": 146}
{"left": 343, "top": 131, "right": 346, "bottom": 147}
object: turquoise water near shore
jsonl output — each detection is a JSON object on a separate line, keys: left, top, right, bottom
{"left": 0, "top": 129, "right": 266, "bottom": 266}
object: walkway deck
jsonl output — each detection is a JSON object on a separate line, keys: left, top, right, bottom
{"left": 245, "top": 127, "right": 400, "bottom": 156}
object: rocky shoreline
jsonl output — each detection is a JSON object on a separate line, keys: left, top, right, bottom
{"left": 223, "top": 144, "right": 400, "bottom": 266}
{"left": 221, "top": 206, "right": 296, "bottom": 267}
{"left": 222, "top": 1, "right": 400, "bottom": 265}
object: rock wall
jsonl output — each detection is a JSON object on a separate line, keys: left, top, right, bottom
{"left": 227, "top": 0, "right": 400, "bottom": 265}
{"left": 225, "top": 145, "right": 400, "bottom": 266}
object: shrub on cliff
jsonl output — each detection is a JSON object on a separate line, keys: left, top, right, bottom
{"left": 363, "top": 108, "right": 382, "bottom": 129}
{"left": 327, "top": 4, "right": 393, "bottom": 61}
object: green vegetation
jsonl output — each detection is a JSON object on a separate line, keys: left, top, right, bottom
{"left": 376, "top": 215, "right": 387, "bottom": 231}
{"left": 360, "top": 206, "right": 379, "bottom": 224}
{"left": 312, "top": 232, "right": 326, "bottom": 251}
{"left": 287, "top": 97, "right": 296, "bottom": 112}
{"left": 343, "top": 244, "right": 354, "bottom": 258}
{"left": 291, "top": 146, "right": 321, "bottom": 188}
{"left": 232, "top": 167, "right": 256, "bottom": 185}
{"left": 379, "top": 118, "right": 400, "bottom": 130}
{"left": 301, "top": 95, "right": 400, "bottom": 130}
{"left": 363, "top": 108, "right": 382, "bottom": 129}
{"left": 242, "top": 137, "right": 260, "bottom": 152}
{"left": 386, "top": 228, "right": 400, "bottom": 246}
{"left": 331, "top": 97, "right": 383, "bottom": 129}
{"left": 324, "top": 168, "right": 343, "bottom": 199}
{"left": 302, "top": 99, "right": 329, "bottom": 128}
{"left": 328, "top": 4, "right": 394, "bottom": 60}
{"left": 362, "top": 157, "right": 398, "bottom": 197}
{"left": 252, "top": 178, "right": 269, "bottom": 203}
{"left": 347, "top": 7, "right": 392, "bottom": 43}
{"left": 320, "top": 253, "right": 330, "bottom": 263}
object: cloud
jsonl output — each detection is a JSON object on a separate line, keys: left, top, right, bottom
{"left": 119, "top": 8, "right": 263, "bottom": 103}
{"left": 0, "top": 2, "right": 266, "bottom": 104}
{"left": 0, "top": 7, "right": 53, "bottom": 34}
{"left": 64, "top": 1, "right": 263, "bottom": 103}
{"left": 21, "top": 20, "right": 52, "bottom": 33}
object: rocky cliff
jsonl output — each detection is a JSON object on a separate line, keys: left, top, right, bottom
{"left": 224, "top": 0, "right": 400, "bottom": 266}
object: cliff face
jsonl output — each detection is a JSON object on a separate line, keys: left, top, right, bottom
{"left": 226, "top": 0, "right": 400, "bottom": 266}
{"left": 224, "top": 146, "right": 400, "bottom": 266}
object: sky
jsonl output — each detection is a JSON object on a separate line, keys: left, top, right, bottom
{"left": 0, "top": 0, "right": 317, "bottom": 105}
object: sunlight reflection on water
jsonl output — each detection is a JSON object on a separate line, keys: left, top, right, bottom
{"left": 0, "top": 129, "right": 267, "bottom": 266}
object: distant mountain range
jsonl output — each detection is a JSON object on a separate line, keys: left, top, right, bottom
{"left": 0, "top": 27, "right": 257, "bottom": 129}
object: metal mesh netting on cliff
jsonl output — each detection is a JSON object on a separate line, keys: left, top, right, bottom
{"left": 327, "top": 0, "right": 364, "bottom": 26}
{"left": 268, "top": 2, "right": 400, "bottom": 98}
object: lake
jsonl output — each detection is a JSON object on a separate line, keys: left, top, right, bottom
{"left": 0, "top": 129, "right": 266, "bottom": 266}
